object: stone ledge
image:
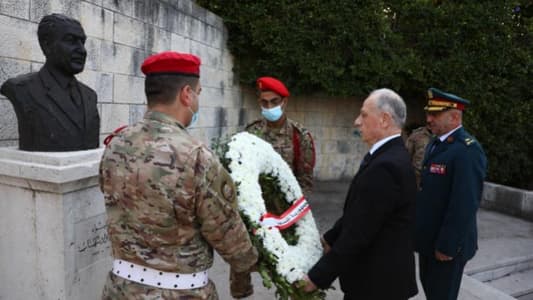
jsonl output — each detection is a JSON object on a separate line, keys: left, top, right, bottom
{"left": 460, "top": 275, "right": 517, "bottom": 300}
{"left": 467, "top": 254, "right": 533, "bottom": 282}
{"left": 0, "top": 147, "right": 103, "bottom": 188}
{"left": 482, "top": 182, "right": 533, "bottom": 222}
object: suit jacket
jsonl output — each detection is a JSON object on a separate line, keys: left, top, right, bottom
{"left": 0, "top": 66, "right": 100, "bottom": 151}
{"left": 415, "top": 127, "right": 487, "bottom": 261}
{"left": 308, "top": 137, "right": 418, "bottom": 299}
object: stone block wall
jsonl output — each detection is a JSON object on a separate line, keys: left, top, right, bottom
{"left": 0, "top": 0, "right": 237, "bottom": 143}
{"left": 0, "top": 0, "right": 369, "bottom": 181}
{"left": 240, "top": 88, "right": 365, "bottom": 181}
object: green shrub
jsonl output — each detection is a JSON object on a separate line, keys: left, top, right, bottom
{"left": 198, "top": 0, "right": 533, "bottom": 189}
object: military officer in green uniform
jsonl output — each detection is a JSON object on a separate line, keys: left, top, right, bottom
{"left": 245, "top": 76, "right": 316, "bottom": 194}
{"left": 415, "top": 88, "right": 487, "bottom": 300}
{"left": 100, "top": 51, "right": 257, "bottom": 300}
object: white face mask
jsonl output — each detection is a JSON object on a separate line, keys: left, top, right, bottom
{"left": 261, "top": 105, "right": 283, "bottom": 122}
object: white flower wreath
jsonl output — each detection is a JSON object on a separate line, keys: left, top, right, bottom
{"left": 225, "top": 132, "right": 322, "bottom": 283}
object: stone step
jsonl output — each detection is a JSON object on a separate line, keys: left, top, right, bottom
{"left": 466, "top": 254, "right": 533, "bottom": 282}
{"left": 517, "top": 292, "right": 533, "bottom": 300}
{"left": 485, "top": 267, "right": 533, "bottom": 299}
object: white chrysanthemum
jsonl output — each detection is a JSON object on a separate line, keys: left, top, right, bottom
{"left": 225, "top": 132, "right": 322, "bottom": 283}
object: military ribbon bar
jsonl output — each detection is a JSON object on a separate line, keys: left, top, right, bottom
{"left": 430, "top": 163, "right": 447, "bottom": 175}
{"left": 259, "top": 196, "right": 310, "bottom": 230}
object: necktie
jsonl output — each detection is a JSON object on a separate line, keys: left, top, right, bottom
{"left": 69, "top": 80, "right": 82, "bottom": 107}
{"left": 429, "top": 138, "right": 441, "bottom": 153}
{"left": 359, "top": 152, "right": 371, "bottom": 170}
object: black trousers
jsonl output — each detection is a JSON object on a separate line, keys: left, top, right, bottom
{"left": 419, "top": 253, "right": 467, "bottom": 300}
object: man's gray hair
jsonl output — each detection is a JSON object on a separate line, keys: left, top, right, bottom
{"left": 370, "top": 88, "right": 407, "bottom": 128}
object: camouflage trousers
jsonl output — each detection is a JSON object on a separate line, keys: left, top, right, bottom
{"left": 102, "top": 272, "right": 218, "bottom": 300}
{"left": 230, "top": 269, "right": 253, "bottom": 299}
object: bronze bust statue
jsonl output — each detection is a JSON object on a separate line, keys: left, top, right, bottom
{"left": 0, "top": 14, "right": 100, "bottom": 151}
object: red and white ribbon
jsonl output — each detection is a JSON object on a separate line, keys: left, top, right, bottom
{"left": 259, "top": 197, "right": 310, "bottom": 230}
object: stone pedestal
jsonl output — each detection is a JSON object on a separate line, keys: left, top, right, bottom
{"left": 0, "top": 147, "right": 111, "bottom": 300}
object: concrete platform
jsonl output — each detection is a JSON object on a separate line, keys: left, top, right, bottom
{"left": 210, "top": 181, "right": 531, "bottom": 299}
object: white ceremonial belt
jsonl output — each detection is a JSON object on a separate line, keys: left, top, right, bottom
{"left": 112, "top": 259, "right": 209, "bottom": 290}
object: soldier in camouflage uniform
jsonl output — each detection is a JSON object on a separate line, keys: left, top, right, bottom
{"left": 233, "top": 76, "right": 315, "bottom": 297}
{"left": 100, "top": 51, "right": 257, "bottom": 300}
{"left": 405, "top": 125, "right": 432, "bottom": 188}
{"left": 245, "top": 76, "right": 316, "bottom": 194}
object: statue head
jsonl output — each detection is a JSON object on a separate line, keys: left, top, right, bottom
{"left": 37, "top": 14, "right": 87, "bottom": 76}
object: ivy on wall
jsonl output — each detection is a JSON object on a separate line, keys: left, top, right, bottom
{"left": 198, "top": 0, "right": 533, "bottom": 189}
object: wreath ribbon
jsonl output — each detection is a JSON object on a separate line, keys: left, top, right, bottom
{"left": 259, "top": 197, "right": 310, "bottom": 230}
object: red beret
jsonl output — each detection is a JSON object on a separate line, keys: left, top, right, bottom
{"left": 141, "top": 51, "right": 201, "bottom": 77}
{"left": 256, "top": 76, "right": 290, "bottom": 97}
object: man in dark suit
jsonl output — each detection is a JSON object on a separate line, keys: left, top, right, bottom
{"left": 415, "top": 88, "right": 487, "bottom": 300}
{"left": 0, "top": 13, "right": 100, "bottom": 151}
{"left": 302, "top": 88, "right": 418, "bottom": 300}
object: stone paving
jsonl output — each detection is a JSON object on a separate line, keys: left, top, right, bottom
{"left": 210, "top": 181, "right": 533, "bottom": 299}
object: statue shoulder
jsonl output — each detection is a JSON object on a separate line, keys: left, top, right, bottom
{"left": 1, "top": 72, "right": 38, "bottom": 100}
{"left": 77, "top": 80, "right": 97, "bottom": 96}
{"left": 77, "top": 81, "right": 97, "bottom": 102}
{"left": 3, "top": 72, "right": 37, "bottom": 88}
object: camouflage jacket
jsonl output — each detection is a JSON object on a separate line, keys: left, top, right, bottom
{"left": 100, "top": 111, "right": 257, "bottom": 298}
{"left": 245, "top": 117, "right": 315, "bottom": 194}
{"left": 405, "top": 126, "right": 432, "bottom": 188}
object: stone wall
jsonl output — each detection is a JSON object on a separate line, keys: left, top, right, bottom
{"left": 0, "top": 0, "right": 238, "bottom": 142}
{"left": 240, "top": 88, "right": 365, "bottom": 181}
{"left": 0, "top": 0, "right": 370, "bottom": 181}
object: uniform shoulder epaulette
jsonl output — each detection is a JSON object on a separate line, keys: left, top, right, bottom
{"left": 245, "top": 119, "right": 262, "bottom": 130}
{"left": 412, "top": 127, "right": 424, "bottom": 134}
{"left": 461, "top": 131, "right": 478, "bottom": 146}
{"left": 464, "top": 137, "right": 476, "bottom": 146}
{"left": 289, "top": 119, "right": 307, "bottom": 134}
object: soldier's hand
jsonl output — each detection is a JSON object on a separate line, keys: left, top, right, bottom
{"left": 230, "top": 268, "right": 253, "bottom": 299}
{"left": 246, "top": 263, "right": 259, "bottom": 273}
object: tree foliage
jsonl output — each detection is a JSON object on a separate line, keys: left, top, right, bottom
{"left": 198, "top": 0, "right": 533, "bottom": 189}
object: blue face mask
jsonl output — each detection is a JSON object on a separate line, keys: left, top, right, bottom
{"left": 187, "top": 89, "right": 199, "bottom": 128}
{"left": 261, "top": 105, "right": 283, "bottom": 122}
{"left": 187, "top": 107, "right": 199, "bottom": 128}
